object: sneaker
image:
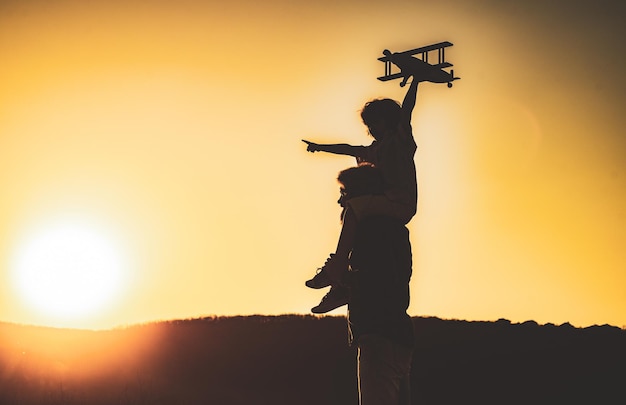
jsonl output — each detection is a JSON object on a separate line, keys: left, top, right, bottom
{"left": 311, "top": 286, "right": 348, "bottom": 314}
{"left": 305, "top": 267, "right": 332, "bottom": 289}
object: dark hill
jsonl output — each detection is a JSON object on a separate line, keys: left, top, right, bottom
{"left": 0, "top": 315, "right": 624, "bottom": 404}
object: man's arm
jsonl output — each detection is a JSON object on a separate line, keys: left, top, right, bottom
{"left": 302, "top": 140, "right": 365, "bottom": 158}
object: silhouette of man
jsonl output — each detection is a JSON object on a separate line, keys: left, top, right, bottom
{"left": 328, "top": 165, "right": 415, "bottom": 405}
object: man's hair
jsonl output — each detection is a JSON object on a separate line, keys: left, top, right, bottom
{"left": 337, "top": 163, "right": 384, "bottom": 197}
{"left": 360, "top": 98, "right": 402, "bottom": 129}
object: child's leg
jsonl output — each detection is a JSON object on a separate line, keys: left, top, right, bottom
{"left": 331, "top": 207, "right": 357, "bottom": 276}
{"left": 308, "top": 208, "right": 357, "bottom": 313}
{"left": 305, "top": 207, "right": 356, "bottom": 289}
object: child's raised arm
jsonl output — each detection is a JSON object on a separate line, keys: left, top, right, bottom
{"left": 302, "top": 140, "right": 366, "bottom": 158}
{"left": 401, "top": 77, "right": 419, "bottom": 125}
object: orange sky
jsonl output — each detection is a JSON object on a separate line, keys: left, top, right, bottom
{"left": 1, "top": 0, "right": 624, "bottom": 330}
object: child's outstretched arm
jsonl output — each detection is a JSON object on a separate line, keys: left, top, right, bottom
{"left": 401, "top": 76, "right": 419, "bottom": 125}
{"left": 302, "top": 140, "right": 365, "bottom": 158}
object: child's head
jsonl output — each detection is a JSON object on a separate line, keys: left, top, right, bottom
{"left": 337, "top": 163, "right": 384, "bottom": 207}
{"left": 360, "top": 98, "right": 402, "bottom": 140}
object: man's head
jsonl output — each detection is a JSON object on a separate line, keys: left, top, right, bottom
{"left": 360, "top": 98, "right": 402, "bottom": 140}
{"left": 337, "top": 163, "right": 384, "bottom": 207}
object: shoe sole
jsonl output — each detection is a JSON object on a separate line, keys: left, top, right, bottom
{"left": 311, "top": 300, "right": 348, "bottom": 314}
{"left": 305, "top": 279, "right": 332, "bottom": 289}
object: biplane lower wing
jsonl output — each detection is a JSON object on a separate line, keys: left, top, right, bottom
{"left": 377, "top": 73, "right": 404, "bottom": 82}
{"left": 377, "top": 73, "right": 460, "bottom": 88}
{"left": 433, "top": 62, "right": 453, "bottom": 69}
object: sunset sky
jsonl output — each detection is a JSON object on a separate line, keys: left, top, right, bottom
{"left": 1, "top": 0, "right": 624, "bottom": 330}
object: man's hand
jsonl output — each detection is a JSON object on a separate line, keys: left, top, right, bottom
{"left": 302, "top": 139, "right": 320, "bottom": 153}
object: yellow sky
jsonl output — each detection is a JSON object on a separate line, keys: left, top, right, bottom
{"left": 1, "top": 0, "right": 624, "bottom": 329}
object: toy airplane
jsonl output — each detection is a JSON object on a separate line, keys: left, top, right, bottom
{"left": 378, "top": 41, "right": 460, "bottom": 88}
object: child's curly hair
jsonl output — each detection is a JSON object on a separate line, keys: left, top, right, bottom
{"left": 360, "top": 98, "right": 402, "bottom": 132}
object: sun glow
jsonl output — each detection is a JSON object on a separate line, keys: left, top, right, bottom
{"left": 10, "top": 218, "right": 128, "bottom": 323}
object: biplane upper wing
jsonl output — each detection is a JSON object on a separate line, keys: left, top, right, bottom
{"left": 378, "top": 41, "right": 453, "bottom": 62}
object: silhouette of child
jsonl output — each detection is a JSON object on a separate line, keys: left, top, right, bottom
{"left": 303, "top": 77, "right": 419, "bottom": 313}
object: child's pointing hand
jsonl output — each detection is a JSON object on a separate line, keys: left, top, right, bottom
{"left": 302, "top": 139, "right": 320, "bottom": 153}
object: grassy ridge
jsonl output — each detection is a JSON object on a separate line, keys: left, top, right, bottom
{"left": 1, "top": 315, "right": 624, "bottom": 404}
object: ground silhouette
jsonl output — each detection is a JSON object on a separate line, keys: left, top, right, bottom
{"left": 1, "top": 315, "right": 624, "bottom": 404}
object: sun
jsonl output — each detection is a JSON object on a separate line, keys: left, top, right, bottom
{"left": 10, "top": 219, "right": 127, "bottom": 324}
